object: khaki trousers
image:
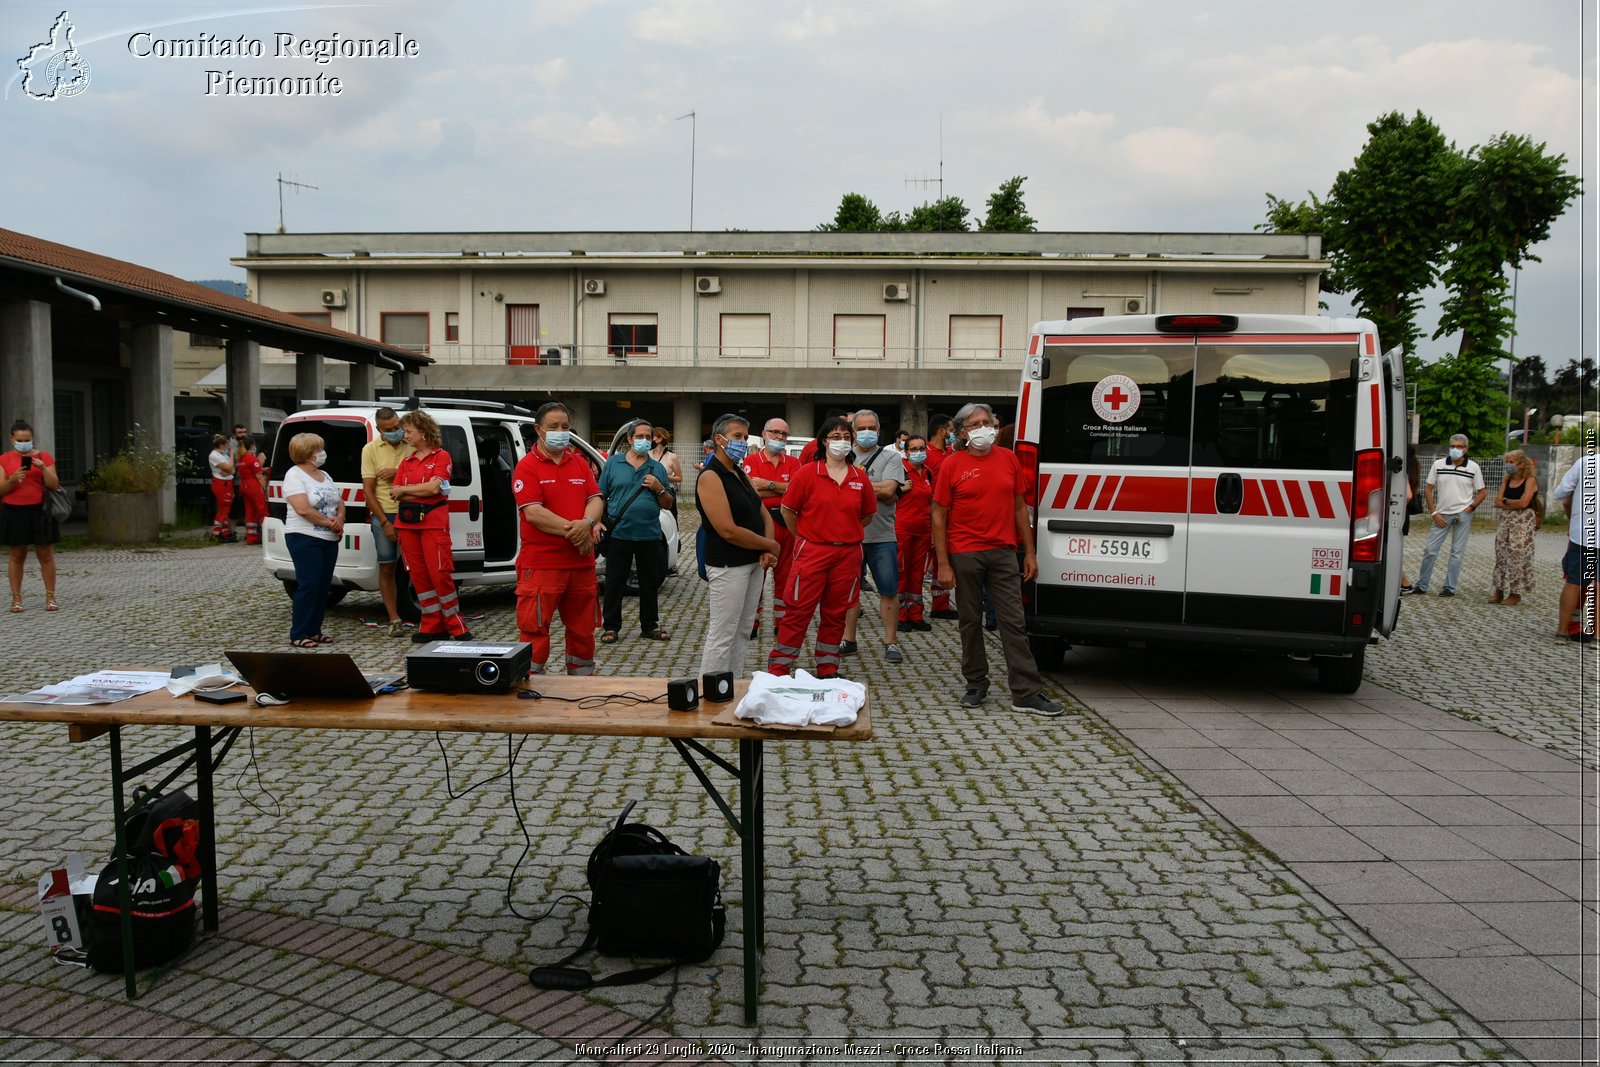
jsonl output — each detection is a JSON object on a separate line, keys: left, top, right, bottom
{"left": 950, "top": 547, "right": 1042, "bottom": 701}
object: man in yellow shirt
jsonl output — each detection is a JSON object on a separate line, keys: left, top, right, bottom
{"left": 360, "top": 406, "right": 414, "bottom": 636}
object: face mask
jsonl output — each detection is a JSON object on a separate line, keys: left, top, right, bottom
{"left": 723, "top": 438, "right": 750, "bottom": 462}
{"left": 855, "top": 430, "right": 878, "bottom": 450}
{"left": 632, "top": 438, "right": 652, "bottom": 455}
{"left": 12, "top": 441, "right": 32, "bottom": 453}
{"left": 764, "top": 436, "right": 784, "bottom": 453}
{"left": 382, "top": 429, "right": 404, "bottom": 443}
{"left": 544, "top": 430, "right": 570, "bottom": 452}
{"left": 945, "top": 432, "right": 956, "bottom": 446}
{"left": 1448, "top": 447, "right": 1464, "bottom": 461}
{"left": 312, "top": 450, "right": 327, "bottom": 468}
{"left": 908, "top": 450, "right": 927, "bottom": 465}
{"left": 827, "top": 439, "right": 852, "bottom": 459}
{"left": 967, "top": 427, "right": 998, "bottom": 450}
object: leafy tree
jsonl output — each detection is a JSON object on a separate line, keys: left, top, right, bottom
{"left": 1260, "top": 192, "right": 1327, "bottom": 238}
{"left": 1435, "top": 134, "right": 1584, "bottom": 361}
{"left": 818, "top": 192, "right": 885, "bottom": 232}
{"left": 1413, "top": 355, "right": 1506, "bottom": 445}
{"left": 905, "top": 196, "right": 971, "bottom": 232}
{"left": 980, "top": 176, "right": 1036, "bottom": 232}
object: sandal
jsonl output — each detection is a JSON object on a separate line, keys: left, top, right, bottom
{"left": 314, "top": 634, "right": 334, "bottom": 644}
{"left": 599, "top": 630, "right": 619, "bottom": 644}
{"left": 8, "top": 597, "right": 20, "bottom": 614}
{"left": 44, "top": 595, "right": 58, "bottom": 612}
{"left": 291, "top": 638, "right": 319, "bottom": 649}
{"left": 641, "top": 628, "right": 671, "bottom": 641}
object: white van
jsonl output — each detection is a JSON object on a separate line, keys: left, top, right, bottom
{"left": 261, "top": 398, "right": 678, "bottom": 621}
{"left": 1012, "top": 313, "right": 1406, "bottom": 692}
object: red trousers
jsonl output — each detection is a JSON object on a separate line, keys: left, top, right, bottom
{"left": 768, "top": 539, "right": 861, "bottom": 679}
{"left": 927, "top": 543, "right": 953, "bottom": 611}
{"left": 754, "top": 516, "right": 795, "bottom": 626}
{"left": 517, "top": 566, "right": 599, "bottom": 675}
{"left": 897, "top": 530, "right": 931, "bottom": 622}
{"left": 240, "top": 484, "right": 268, "bottom": 545}
{"left": 398, "top": 525, "right": 468, "bottom": 637}
{"left": 210, "top": 478, "right": 234, "bottom": 539}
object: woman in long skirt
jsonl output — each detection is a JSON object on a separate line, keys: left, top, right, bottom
{"left": 1490, "top": 449, "right": 1540, "bottom": 606}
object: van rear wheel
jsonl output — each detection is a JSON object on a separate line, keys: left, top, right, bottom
{"left": 1028, "top": 634, "right": 1067, "bottom": 672}
{"left": 280, "top": 579, "right": 349, "bottom": 608}
{"left": 1315, "top": 648, "right": 1365, "bottom": 693}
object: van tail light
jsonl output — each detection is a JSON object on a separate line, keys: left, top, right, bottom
{"left": 1016, "top": 441, "right": 1040, "bottom": 523}
{"left": 1351, "top": 448, "right": 1384, "bottom": 562}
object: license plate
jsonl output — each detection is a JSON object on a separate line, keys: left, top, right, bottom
{"left": 1059, "top": 534, "right": 1166, "bottom": 562}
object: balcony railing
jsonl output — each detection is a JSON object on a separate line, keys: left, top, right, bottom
{"left": 409, "top": 342, "right": 1026, "bottom": 369}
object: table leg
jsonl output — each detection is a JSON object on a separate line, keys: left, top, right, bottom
{"left": 194, "top": 726, "right": 219, "bottom": 932}
{"left": 107, "top": 726, "right": 137, "bottom": 1000}
{"left": 740, "top": 739, "right": 764, "bottom": 1024}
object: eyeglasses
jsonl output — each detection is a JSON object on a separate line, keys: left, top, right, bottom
{"left": 766, "top": 430, "right": 789, "bottom": 438}
{"left": 824, "top": 433, "right": 853, "bottom": 442}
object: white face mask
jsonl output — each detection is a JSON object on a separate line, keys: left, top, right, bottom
{"left": 12, "top": 440, "right": 32, "bottom": 453}
{"left": 826, "top": 439, "right": 853, "bottom": 459}
{"left": 966, "top": 426, "right": 998, "bottom": 450}
{"left": 312, "top": 450, "right": 327, "bottom": 468}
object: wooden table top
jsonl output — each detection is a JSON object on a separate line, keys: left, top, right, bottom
{"left": 0, "top": 676, "right": 873, "bottom": 744}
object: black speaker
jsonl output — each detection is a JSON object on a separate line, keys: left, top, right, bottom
{"left": 702, "top": 671, "right": 734, "bottom": 703}
{"left": 667, "top": 677, "right": 699, "bottom": 711}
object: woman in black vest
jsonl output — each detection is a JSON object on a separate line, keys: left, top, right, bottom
{"left": 695, "top": 413, "right": 780, "bottom": 677}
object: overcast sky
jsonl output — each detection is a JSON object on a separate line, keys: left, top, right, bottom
{"left": 3, "top": 0, "right": 1593, "bottom": 374}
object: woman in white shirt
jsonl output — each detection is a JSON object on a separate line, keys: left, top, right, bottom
{"left": 281, "top": 432, "right": 345, "bottom": 648}
{"left": 206, "top": 434, "right": 235, "bottom": 542}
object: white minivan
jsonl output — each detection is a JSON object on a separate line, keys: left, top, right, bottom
{"left": 261, "top": 398, "right": 678, "bottom": 621}
{"left": 1012, "top": 313, "right": 1407, "bottom": 692}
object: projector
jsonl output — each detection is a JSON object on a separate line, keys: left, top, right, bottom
{"left": 406, "top": 641, "right": 531, "bottom": 693}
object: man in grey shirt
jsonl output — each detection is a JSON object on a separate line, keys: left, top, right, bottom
{"left": 840, "top": 409, "right": 908, "bottom": 663}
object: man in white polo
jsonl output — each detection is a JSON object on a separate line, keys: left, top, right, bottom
{"left": 1414, "top": 433, "right": 1486, "bottom": 597}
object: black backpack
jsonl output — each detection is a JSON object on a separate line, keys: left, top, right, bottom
{"left": 84, "top": 789, "right": 201, "bottom": 973}
{"left": 530, "top": 801, "right": 725, "bottom": 990}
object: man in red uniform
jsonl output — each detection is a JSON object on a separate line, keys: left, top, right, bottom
{"left": 742, "top": 416, "right": 800, "bottom": 636}
{"left": 933, "top": 402, "right": 1063, "bottom": 717}
{"left": 236, "top": 436, "right": 269, "bottom": 545}
{"left": 512, "top": 401, "right": 604, "bottom": 675}
{"left": 895, "top": 434, "right": 935, "bottom": 630}
{"left": 924, "top": 413, "right": 958, "bottom": 619}
{"left": 768, "top": 417, "right": 876, "bottom": 679}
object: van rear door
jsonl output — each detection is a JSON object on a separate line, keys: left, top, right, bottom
{"left": 1033, "top": 335, "right": 1194, "bottom": 629}
{"left": 1376, "top": 345, "right": 1408, "bottom": 635}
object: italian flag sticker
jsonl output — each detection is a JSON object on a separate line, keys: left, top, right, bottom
{"left": 343, "top": 533, "right": 361, "bottom": 550}
{"left": 1309, "top": 573, "right": 1343, "bottom": 596}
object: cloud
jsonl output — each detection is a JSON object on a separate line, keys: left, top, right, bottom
{"left": 628, "top": 0, "right": 756, "bottom": 47}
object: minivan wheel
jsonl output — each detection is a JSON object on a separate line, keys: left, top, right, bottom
{"left": 280, "top": 578, "right": 349, "bottom": 609}
{"left": 393, "top": 565, "right": 422, "bottom": 623}
{"left": 1315, "top": 648, "right": 1365, "bottom": 693}
{"left": 1028, "top": 633, "right": 1067, "bottom": 672}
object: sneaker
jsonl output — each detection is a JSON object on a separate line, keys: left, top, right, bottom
{"left": 932, "top": 609, "right": 960, "bottom": 620}
{"left": 387, "top": 619, "right": 407, "bottom": 637}
{"left": 1439, "top": 589, "right": 1455, "bottom": 598}
{"left": 839, "top": 640, "right": 858, "bottom": 656}
{"left": 883, "top": 642, "right": 904, "bottom": 663}
{"left": 1398, "top": 585, "right": 1415, "bottom": 597}
{"left": 1011, "top": 693, "right": 1066, "bottom": 718}
{"left": 959, "top": 683, "right": 989, "bottom": 707}
{"left": 905, "top": 620, "right": 932, "bottom": 632}
{"left": 453, "top": 631, "right": 475, "bottom": 641}
{"left": 411, "top": 632, "right": 436, "bottom": 644}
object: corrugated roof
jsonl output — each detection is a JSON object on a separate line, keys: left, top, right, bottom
{"left": 0, "top": 227, "right": 431, "bottom": 370}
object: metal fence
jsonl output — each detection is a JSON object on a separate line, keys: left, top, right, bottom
{"left": 409, "top": 342, "right": 1023, "bottom": 369}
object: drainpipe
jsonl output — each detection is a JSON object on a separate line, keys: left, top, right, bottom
{"left": 54, "top": 277, "right": 100, "bottom": 311}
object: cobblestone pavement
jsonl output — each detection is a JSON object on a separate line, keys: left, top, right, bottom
{"left": 0, "top": 516, "right": 1546, "bottom": 1062}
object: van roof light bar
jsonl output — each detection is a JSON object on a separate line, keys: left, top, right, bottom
{"left": 1156, "top": 314, "right": 1238, "bottom": 333}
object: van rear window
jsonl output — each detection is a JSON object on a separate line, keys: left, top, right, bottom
{"left": 271, "top": 419, "right": 367, "bottom": 484}
{"left": 1039, "top": 346, "right": 1192, "bottom": 466}
{"left": 1194, "top": 344, "right": 1356, "bottom": 471}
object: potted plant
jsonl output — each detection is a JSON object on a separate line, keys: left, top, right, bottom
{"left": 81, "top": 429, "right": 178, "bottom": 544}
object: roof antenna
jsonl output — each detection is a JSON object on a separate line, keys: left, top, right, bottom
{"left": 277, "top": 172, "right": 319, "bottom": 234}
{"left": 904, "top": 113, "right": 944, "bottom": 201}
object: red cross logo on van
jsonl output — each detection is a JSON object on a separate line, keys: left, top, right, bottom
{"left": 1091, "top": 374, "right": 1142, "bottom": 424}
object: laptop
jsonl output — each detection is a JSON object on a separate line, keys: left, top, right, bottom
{"left": 225, "top": 650, "right": 405, "bottom": 699}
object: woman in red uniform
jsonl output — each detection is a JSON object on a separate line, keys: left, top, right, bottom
{"left": 895, "top": 434, "right": 934, "bottom": 631}
{"left": 392, "top": 411, "right": 471, "bottom": 642}
{"left": 236, "top": 436, "right": 270, "bottom": 545}
{"left": 768, "top": 416, "right": 876, "bottom": 679}
{"left": 206, "top": 434, "right": 235, "bottom": 542}
{"left": 0, "top": 419, "right": 62, "bottom": 612}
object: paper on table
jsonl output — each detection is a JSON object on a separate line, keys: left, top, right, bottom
{"left": 1, "top": 669, "right": 170, "bottom": 705}
{"left": 167, "top": 663, "right": 240, "bottom": 696}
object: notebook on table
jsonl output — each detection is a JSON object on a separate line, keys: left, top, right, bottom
{"left": 225, "top": 650, "right": 404, "bottom": 699}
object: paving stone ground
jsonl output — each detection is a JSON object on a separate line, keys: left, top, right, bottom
{"left": 0, "top": 513, "right": 1583, "bottom": 1063}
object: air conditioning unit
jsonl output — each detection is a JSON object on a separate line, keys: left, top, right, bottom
{"left": 696, "top": 276, "right": 721, "bottom": 295}
{"left": 583, "top": 279, "right": 606, "bottom": 296}
{"left": 1124, "top": 297, "right": 1145, "bottom": 314}
{"left": 883, "top": 283, "right": 911, "bottom": 302}
{"left": 320, "top": 288, "right": 348, "bottom": 309}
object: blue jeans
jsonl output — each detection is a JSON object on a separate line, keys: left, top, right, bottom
{"left": 286, "top": 532, "right": 340, "bottom": 640}
{"left": 1417, "top": 511, "right": 1472, "bottom": 593}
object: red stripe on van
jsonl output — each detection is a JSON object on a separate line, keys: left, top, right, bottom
{"left": 1052, "top": 473, "right": 1078, "bottom": 510}
{"left": 1190, "top": 476, "right": 1217, "bottom": 515}
{"left": 1028, "top": 335, "right": 1041, "bottom": 356}
{"left": 1282, "top": 480, "right": 1310, "bottom": 518}
{"left": 1308, "top": 480, "right": 1336, "bottom": 519}
{"left": 1044, "top": 335, "right": 1191, "bottom": 346}
{"left": 1112, "top": 476, "right": 1186, "bottom": 513}
{"left": 1202, "top": 334, "right": 1361, "bottom": 345}
{"left": 1369, "top": 383, "right": 1382, "bottom": 448}
{"left": 1017, "top": 381, "right": 1032, "bottom": 441}
{"left": 1261, "top": 479, "right": 1287, "bottom": 516}
{"left": 1078, "top": 474, "right": 1101, "bottom": 509}
{"left": 1091, "top": 476, "right": 1119, "bottom": 510}
{"left": 1364, "top": 334, "right": 1376, "bottom": 356}
{"left": 1239, "top": 479, "right": 1269, "bottom": 516}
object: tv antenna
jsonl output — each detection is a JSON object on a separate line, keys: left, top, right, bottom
{"left": 904, "top": 115, "right": 944, "bottom": 201}
{"left": 276, "top": 172, "right": 319, "bottom": 233}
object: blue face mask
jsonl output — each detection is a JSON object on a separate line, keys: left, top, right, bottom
{"left": 382, "top": 429, "right": 404, "bottom": 444}
{"left": 723, "top": 438, "right": 750, "bottom": 462}
{"left": 1448, "top": 447, "right": 1464, "bottom": 461}
{"left": 764, "top": 436, "right": 784, "bottom": 453}
{"left": 908, "top": 450, "right": 927, "bottom": 465}
{"left": 855, "top": 430, "right": 878, "bottom": 449}
{"left": 632, "top": 438, "right": 651, "bottom": 455}
{"left": 945, "top": 432, "right": 956, "bottom": 446}
{"left": 544, "top": 430, "right": 570, "bottom": 452}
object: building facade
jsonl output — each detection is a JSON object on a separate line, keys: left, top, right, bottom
{"left": 235, "top": 230, "right": 1324, "bottom": 448}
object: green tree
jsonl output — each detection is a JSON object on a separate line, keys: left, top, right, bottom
{"left": 818, "top": 192, "right": 885, "bottom": 232}
{"left": 980, "top": 176, "right": 1036, "bottom": 232}
{"left": 905, "top": 196, "right": 971, "bottom": 232}
{"left": 1413, "top": 355, "right": 1506, "bottom": 445}
{"left": 1435, "top": 134, "right": 1583, "bottom": 361}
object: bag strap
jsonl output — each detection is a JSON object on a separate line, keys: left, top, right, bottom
{"left": 530, "top": 902, "right": 726, "bottom": 991}
{"left": 603, "top": 478, "right": 652, "bottom": 528}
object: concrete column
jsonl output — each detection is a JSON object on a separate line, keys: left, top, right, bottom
{"left": 391, "top": 368, "right": 415, "bottom": 397}
{"left": 673, "top": 395, "right": 701, "bottom": 499}
{"left": 225, "top": 339, "right": 260, "bottom": 432}
{"left": 130, "top": 323, "right": 176, "bottom": 524}
{"left": 567, "top": 400, "right": 591, "bottom": 444}
{"left": 901, "top": 395, "right": 929, "bottom": 436}
{"left": 785, "top": 396, "right": 814, "bottom": 439}
{"left": 348, "top": 360, "right": 376, "bottom": 402}
{"left": 295, "top": 352, "right": 325, "bottom": 406}
{"left": 0, "top": 300, "right": 54, "bottom": 445}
